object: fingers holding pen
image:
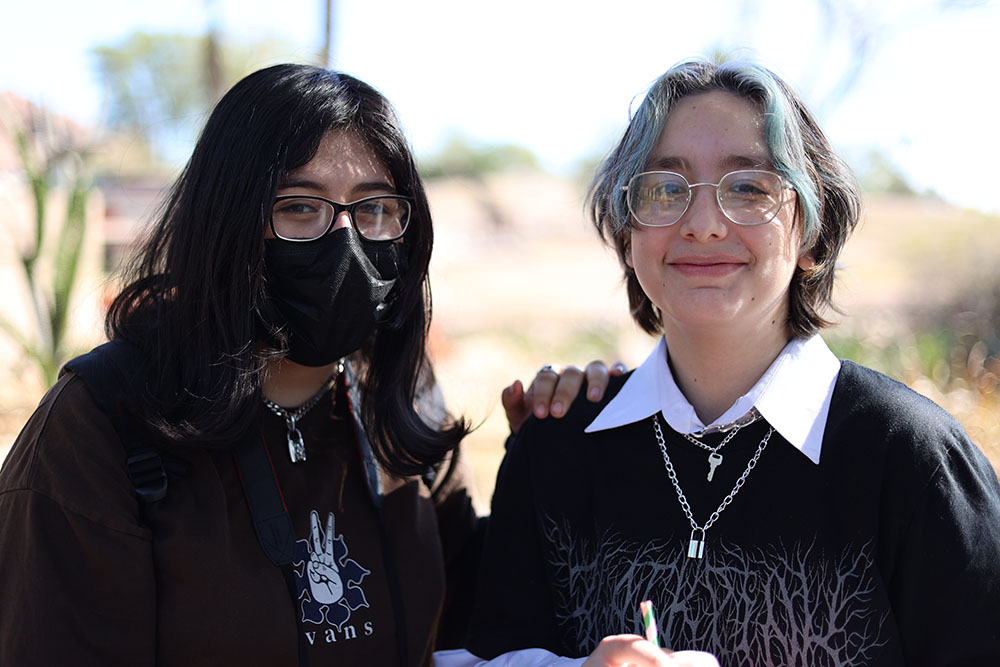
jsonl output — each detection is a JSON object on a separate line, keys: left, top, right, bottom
{"left": 582, "top": 635, "right": 671, "bottom": 667}
{"left": 582, "top": 635, "right": 720, "bottom": 667}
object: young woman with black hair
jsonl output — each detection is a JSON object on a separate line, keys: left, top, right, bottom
{"left": 0, "top": 64, "right": 602, "bottom": 666}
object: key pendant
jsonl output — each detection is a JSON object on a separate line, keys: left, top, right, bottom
{"left": 687, "top": 528, "right": 706, "bottom": 559}
{"left": 707, "top": 452, "right": 723, "bottom": 481}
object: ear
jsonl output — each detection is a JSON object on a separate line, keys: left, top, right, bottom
{"left": 797, "top": 250, "right": 816, "bottom": 271}
{"left": 789, "top": 192, "right": 817, "bottom": 272}
{"left": 623, "top": 230, "right": 634, "bottom": 269}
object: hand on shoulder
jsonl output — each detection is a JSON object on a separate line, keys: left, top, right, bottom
{"left": 503, "top": 361, "right": 627, "bottom": 433}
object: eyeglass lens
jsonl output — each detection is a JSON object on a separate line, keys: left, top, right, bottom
{"left": 626, "top": 170, "right": 785, "bottom": 226}
{"left": 272, "top": 196, "right": 410, "bottom": 241}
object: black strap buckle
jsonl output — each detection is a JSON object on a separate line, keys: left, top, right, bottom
{"left": 126, "top": 451, "right": 168, "bottom": 503}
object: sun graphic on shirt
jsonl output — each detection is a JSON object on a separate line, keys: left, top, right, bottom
{"left": 293, "top": 510, "right": 371, "bottom": 629}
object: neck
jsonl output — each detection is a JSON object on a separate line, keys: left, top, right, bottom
{"left": 262, "top": 357, "right": 339, "bottom": 408}
{"left": 664, "top": 321, "right": 790, "bottom": 425}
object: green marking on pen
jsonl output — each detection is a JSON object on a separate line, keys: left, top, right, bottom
{"left": 640, "top": 599, "right": 659, "bottom": 648}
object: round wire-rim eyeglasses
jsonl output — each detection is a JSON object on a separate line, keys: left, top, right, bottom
{"left": 622, "top": 169, "right": 795, "bottom": 227}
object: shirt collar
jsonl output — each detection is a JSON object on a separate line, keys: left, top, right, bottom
{"left": 585, "top": 335, "right": 840, "bottom": 464}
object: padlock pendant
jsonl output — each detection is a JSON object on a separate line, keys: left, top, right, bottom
{"left": 287, "top": 427, "right": 307, "bottom": 463}
{"left": 687, "top": 528, "right": 705, "bottom": 559}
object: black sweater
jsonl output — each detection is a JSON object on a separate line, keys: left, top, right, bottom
{"left": 468, "top": 361, "right": 1000, "bottom": 666}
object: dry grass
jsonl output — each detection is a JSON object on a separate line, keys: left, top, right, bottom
{"left": 829, "top": 196, "right": 1000, "bottom": 471}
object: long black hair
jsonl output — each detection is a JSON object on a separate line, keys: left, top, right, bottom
{"left": 107, "top": 64, "right": 469, "bottom": 475}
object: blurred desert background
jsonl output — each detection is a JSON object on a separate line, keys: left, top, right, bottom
{"left": 1, "top": 0, "right": 998, "bottom": 514}
{"left": 431, "top": 183, "right": 1000, "bottom": 506}
{"left": 428, "top": 180, "right": 1000, "bottom": 508}
{"left": 2, "top": 153, "right": 997, "bottom": 511}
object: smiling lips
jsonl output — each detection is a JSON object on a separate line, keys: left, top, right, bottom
{"left": 669, "top": 255, "right": 746, "bottom": 278}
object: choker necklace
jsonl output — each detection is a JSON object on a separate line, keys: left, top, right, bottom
{"left": 681, "top": 409, "right": 762, "bottom": 482}
{"left": 653, "top": 413, "right": 773, "bottom": 559}
{"left": 263, "top": 362, "right": 343, "bottom": 463}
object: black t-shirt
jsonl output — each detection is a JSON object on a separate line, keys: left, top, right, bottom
{"left": 468, "top": 361, "right": 1000, "bottom": 666}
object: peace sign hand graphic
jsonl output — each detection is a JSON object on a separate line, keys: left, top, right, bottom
{"left": 307, "top": 510, "right": 345, "bottom": 604}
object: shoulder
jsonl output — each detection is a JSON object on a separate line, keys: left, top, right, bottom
{"left": 831, "top": 361, "right": 967, "bottom": 440}
{"left": 829, "top": 361, "right": 996, "bottom": 490}
{"left": 0, "top": 371, "right": 146, "bottom": 536}
{"left": 506, "top": 371, "right": 632, "bottom": 465}
{"left": 520, "top": 370, "right": 629, "bottom": 432}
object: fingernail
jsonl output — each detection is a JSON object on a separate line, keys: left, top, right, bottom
{"left": 588, "top": 387, "right": 600, "bottom": 401}
{"left": 534, "top": 405, "right": 546, "bottom": 418}
{"left": 552, "top": 402, "right": 563, "bottom": 416}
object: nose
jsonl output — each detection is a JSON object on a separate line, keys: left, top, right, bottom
{"left": 330, "top": 210, "right": 353, "bottom": 232}
{"left": 678, "top": 185, "right": 728, "bottom": 241}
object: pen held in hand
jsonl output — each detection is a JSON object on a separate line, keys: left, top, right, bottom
{"left": 640, "top": 599, "right": 659, "bottom": 648}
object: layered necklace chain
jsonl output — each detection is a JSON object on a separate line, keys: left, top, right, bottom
{"left": 680, "top": 408, "right": 762, "bottom": 482}
{"left": 653, "top": 413, "right": 773, "bottom": 559}
{"left": 263, "top": 362, "right": 344, "bottom": 463}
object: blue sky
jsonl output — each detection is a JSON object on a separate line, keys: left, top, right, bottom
{"left": 3, "top": 0, "right": 999, "bottom": 213}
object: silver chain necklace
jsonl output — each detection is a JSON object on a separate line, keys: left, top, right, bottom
{"left": 263, "top": 362, "right": 343, "bottom": 463}
{"left": 653, "top": 413, "right": 773, "bottom": 559}
{"left": 680, "top": 409, "right": 762, "bottom": 482}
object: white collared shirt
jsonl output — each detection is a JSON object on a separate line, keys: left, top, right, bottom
{"left": 585, "top": 335, "right": 841, "bottom": 464}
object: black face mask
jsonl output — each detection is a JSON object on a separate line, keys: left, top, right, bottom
{"left": 257, "top": 227, "right": 402, "bottom": 367}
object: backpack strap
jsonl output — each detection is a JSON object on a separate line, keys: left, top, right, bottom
{"left": 233, "top": 434, "right": 296, "bottom": 567}
{"left": 343, "top": 362, "right": 409, "bottom": 666}
{"left": 343, "top": 362, "right": 385, "bottom": 508}
{"left": 343, "top": 362, "right": 440, "bottom": 498}
{"left": 63, "top": 340, "right": 169, "bottom": 503}
{"left": 66, "top": 343, "right": 304, "bottom": 662}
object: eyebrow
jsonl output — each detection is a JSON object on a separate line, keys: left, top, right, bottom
{"left": 646, "top": 156, "right": 687, "bottom": 171}
{"left": 277, "top": 177, "right": 325, "bottom": 190}
{"left": 277, "top": 177, "right": 397, "bottom": 196}
{"left": 646, "top": 154, "right": 771, "bottom": 173}
{"left": 723, "top": 154, "right": 771, "bottom": 170}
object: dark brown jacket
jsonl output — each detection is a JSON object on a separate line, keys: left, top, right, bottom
{"left": 0, "top": 371, "right": 480, "bottom": 666}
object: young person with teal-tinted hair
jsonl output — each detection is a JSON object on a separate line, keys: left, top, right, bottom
{"left": 443, "top": 59, "right": 1000, "bottom": 666}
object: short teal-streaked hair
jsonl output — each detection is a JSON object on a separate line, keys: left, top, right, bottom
{"left": 588, "top": 59, "right": 861, "bottom": 339}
